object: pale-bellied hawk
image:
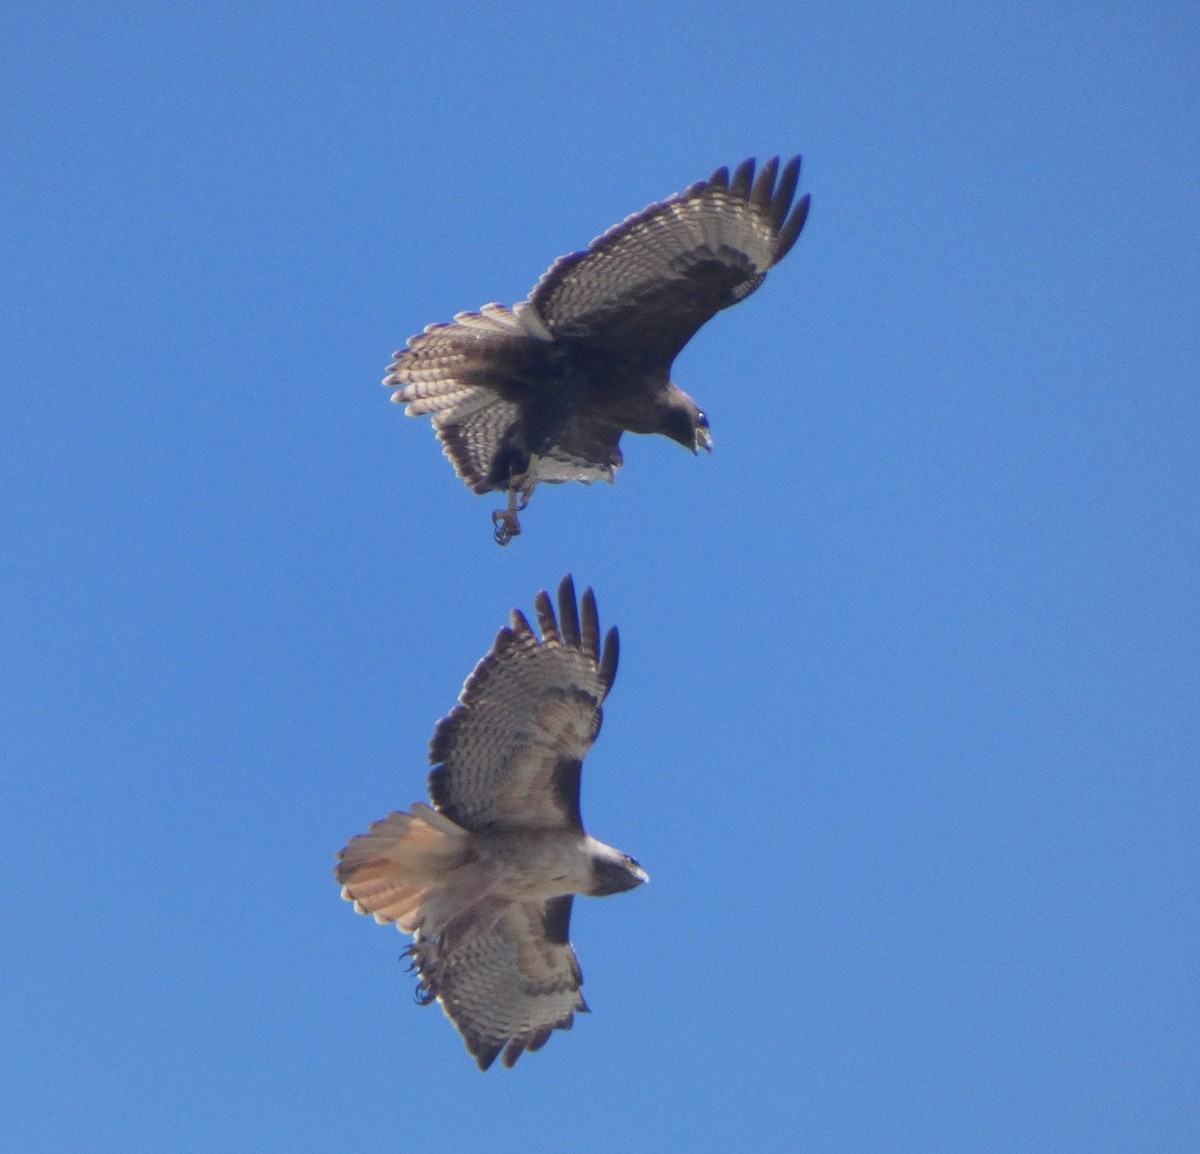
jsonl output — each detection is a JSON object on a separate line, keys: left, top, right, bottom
{"left": 335, "top": 577, "right": 644, "bottom": 1070}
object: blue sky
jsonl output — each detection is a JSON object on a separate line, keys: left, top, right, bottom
{"left": 3, "top": 2, "right": 1197, "bottom": 1150}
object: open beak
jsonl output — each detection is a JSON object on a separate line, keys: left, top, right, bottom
{"left": 695, "top": 426, "right": 714, "bottom": 454}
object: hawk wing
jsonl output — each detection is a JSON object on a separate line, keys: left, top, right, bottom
{"left": 529, "top": 155, "right": 810, "bottom": 367}
{"left": 410, "top": 896, "right": 587, "bottom": 1071}
{"left": 427, "top": 576, "right": 618, "bottom": 831}
{"left": 385, "top": 303, "right": 554, "bottom": 493}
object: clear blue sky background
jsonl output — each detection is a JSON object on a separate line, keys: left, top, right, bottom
{"left": 3, "top": 3, "right": 1196, "bottom": 1151}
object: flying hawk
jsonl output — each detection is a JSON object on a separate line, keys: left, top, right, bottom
{"left": 336, "top": 576, "right": 645, "bottom": 1070}
{"left": 387, "top": 155, "right": 811, "bottom": 543}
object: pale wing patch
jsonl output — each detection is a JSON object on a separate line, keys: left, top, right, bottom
{"left": 535, "top": 419, "right": 623, "bottom": 485}
{"left": 511, "top": 301, "right": 553, "bottom": 340}
{"left": 533, "top": 449, "right": 617, "bottom": 485}
{"left": 514, "top": 906, "right": 580, "bottom": 992}
{"left": 497, "top": 690, "right": 597, "bottom": 825}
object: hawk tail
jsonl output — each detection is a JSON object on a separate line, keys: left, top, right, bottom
{"left": 385, "top": 302, "right": 549, "bottom": 419}
{"left": 384, "top": 304, "right": 553, "bottom": 493}
{"left": 335, "top": 804, "right": 469, "bottom": 933}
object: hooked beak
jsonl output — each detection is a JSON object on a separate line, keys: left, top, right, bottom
{"left": 694, "top": 426, "right": 714, "bottom": 454}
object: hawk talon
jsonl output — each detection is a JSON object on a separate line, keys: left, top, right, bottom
{"left": 492, "top": 506, "right": 522, "bottom": 546}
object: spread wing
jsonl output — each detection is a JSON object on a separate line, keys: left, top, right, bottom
{"left": 409, "top": 896, "right": 587, "bottom": 1071}
{"left": 427, "top": 576, "right": 619, "bottom": 831}
{"left": 529, "top": 155, "right": 810, "bottom": 367}
{"left": 385, "top": 303, "right": 554, "bottom": 493}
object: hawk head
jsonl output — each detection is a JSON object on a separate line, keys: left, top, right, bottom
{"left": 588, "top": 844, "right": 649, "bottom": 897}
{"left": 661, "top": 389, "right": 714, "bottom": 455}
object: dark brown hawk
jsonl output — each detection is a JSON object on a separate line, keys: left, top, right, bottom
{"left": 335, "top": 577, "right": 645, "bottom": 1070}
{"left": 386, "top": 155, "right": 811, "bottom": 543}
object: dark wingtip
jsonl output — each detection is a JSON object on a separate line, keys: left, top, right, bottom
{"left": 579, "top": 586, "right": 601, "bottom": 659}
{"left": 532, "top": 589, "right": 558, "bottom": 642}
{"left": 707, "top": 164, "right": 730, "bottom": 188}
{"left": 730, "top": 157, "right": 755, "bottom": 198}
{"left": 600, "top": 625, "right": 619, "bottom": 692}
{"left": 474, "top": 1043, "right": 502, "bottom": 1072}
{"left": 769, "top": 155, "right": 802, "bottom": 230}
{"left": 772, "top": 192, "right": 811, "bottom": 263}
{"left": 750, "top": 156, "right": 780, "bottom": 210}
{"left": 509, "top": 608, "right": 535, "bottom": 641}
{"left": 557, "top": 575, "right": 581, "bottom": 647}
